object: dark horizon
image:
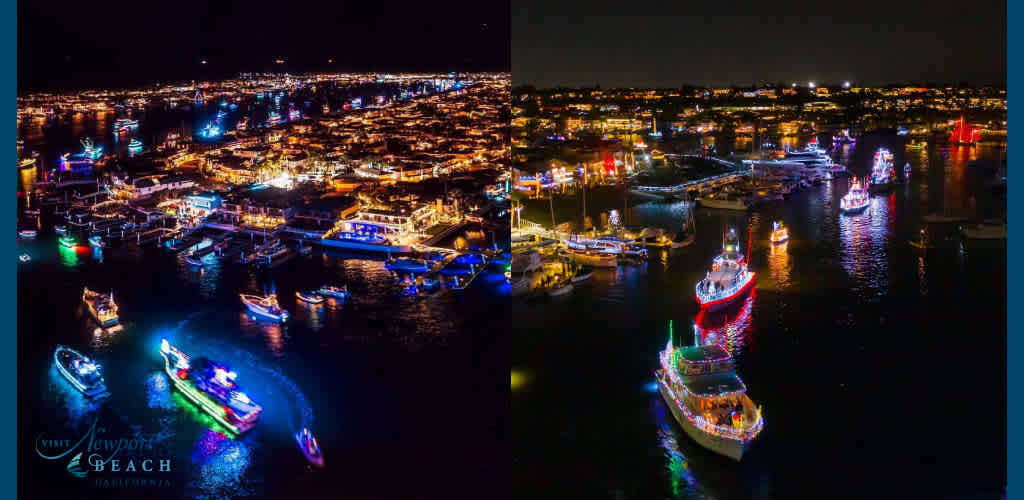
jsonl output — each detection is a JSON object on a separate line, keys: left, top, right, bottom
{"left": 512, "top": 0, "right": 1006, "bottom": 88}
{"left": 18, "top": 0, "right": 510, "bottom": 93}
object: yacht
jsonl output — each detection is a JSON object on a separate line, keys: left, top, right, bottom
{"left": 54, "top": 345, "right": 109, "bottom": 397}
{"left": 82, "top": 287, "right": 119, "bottom": 327}
{"left": 656, "top": 337, "right": 763, "bottom": 460}
{"left": 840, "top": 177, "right": 870, "bottom": 214}
{"left": 564, "top": 247, "right": 618, "bottom": 268}
{"left": 695, "top": 227, "right": 756, "bottom": 311}
{"left": 869, "top": 148, "right": 895, "bottom": 193}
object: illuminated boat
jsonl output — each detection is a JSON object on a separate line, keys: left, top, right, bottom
{"left": 288, "top": 106, "right": 301, "bottom": 121}
{"left": 266, "top": 111, "right": 284, "bottom": 126}
{"left": 18, "top": 157, "right": 37, "bottom": 170}
{"left": 769, "top": 221, "right": 789, "bottom": 244}
{"left": 67, "top": 138, "right": 103, "bottom": 164}
{"left": 113, "top": 118, "right": 138, "bottom": 133}
{"left": 868, "top": 148, "right": 895, "bottom": 193}
{"left": 634, "top": 227, "right": 673, "bottom": 247}
{"left": 88, "top": 235, "right": 105, "bottom": 248}
{"left": 59, "top": 235, "right": 77, "bottom": 248}
{"left": 695, "top": 227, "right": 755, "bottom": 311}
{"left": 319, "top": 231, "right": 412, "bottom": 254}
{"left": 840, "top": 177, "right": 870, "bottom": 214}
{"left": 904, "top": 163, "right": 911, "bottom": 179}
{"left": 317, "top": 285, "right": 350, "bottom": 300}
{"left": 83, "top": 287, "right": 119, "bottom": 327}
{"left": 198, "top": 123, "right": 223, "bottom": 139}
{"left": 564, "top": 247, "right": 617, "bottom": 268}
{"left": 216, "top": 110, "right": 228, "bottom": 120}
{"left": 656, "top": 336, "right": 763, "bottom": 461}
{"left": 127, "top": 138, "right": 143, "bottom": 154}
{"left": 385, "top": 257, "right": 431, "bottom": 273}
{"left": 18, "top": 229, "right": 37, "bottom": 239}
{"left": 240, "top": 293, "right": 289, "bottom": 322}
{"left": 19, "top": 253, "right": 30, "bottom": 263}
{"left": 159, "top": 339, "right": 262, "bottom": 435}
{"left": 54, "top": 225, "right": 67, "bottom": 235}
{"left": 546, "top": 280, "right": 574, "bottom": 297}
{"left": 184, "top": 253, "right": 204, "bottom": 267}
{"left": 295, "top": 290, "right": 325, "bottom": 304}
{"left": 54, "top": 345, "right": 109, "bottom": 397}
{"left": 295, "top": 428, "right": 324, "bottom": 467}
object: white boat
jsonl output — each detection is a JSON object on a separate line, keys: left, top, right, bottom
{"left": 696, "top": 195, "right": 747, "bottom": 211}
{"left": 656, "top": 337, "right": 763, "bottom": 461}
{"left": 18, "top": 229, "right": 37, "bottom": 239}
{"left": 840, "top": 177, "right": 870, "bottom": 214}
{"left": 961, "top": 224, "right": 1006, "bottom": 240}
{"left": 240, "top": 294, "right": 289, "bottom": 322}
{"left": 564, "top": 247, "right": 617, "bottom": 268}
{"left": 695, "top": 228, "right": 756, "bottom": 311}
{"left": 546, "top": 281, "right": 574, "bottom": 297}
{"left": 570, "top": 267, "right": 594, "bottom": 283}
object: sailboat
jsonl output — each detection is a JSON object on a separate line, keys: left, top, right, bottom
{"left": 671, "top": 200, "right": 697, "bottom": 249}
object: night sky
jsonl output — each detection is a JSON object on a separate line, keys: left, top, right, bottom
{"left": 18, "top": 0, "right": 509, "bottom": 91}
{"left": 512, "top": 0, "right": 1006, "bottom": 88}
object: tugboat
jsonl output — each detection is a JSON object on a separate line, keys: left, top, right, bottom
{"left": 240, "top": 293, "right": 289, "bottom": 322}
{"left": 656, "top": 325, "right": 763, "bottom": 461}
{"left": 868, "top": 148, "right": 895, "bottom": 193}
{"left": 296, "top": 290, "right": 325, "bottom": 304}
{"left": 840, "top": 177, "right": 870, "bottom": 214}
{"left": 694, "top": 227, "right": 755, "bottom": 311}
{"left": 295, "top": 428, "right": 324, "bottom": 467}
{"left": 54, "top": 345, "right": 109, "bottom": 398}
{"left": 82, "top": 287, "right": 119, "bottom": 327}
{"left": 769, "top": 221, "right": 789, "bottom": 244}
{"left": 159, "top": 339, "right": 262, "bottom": 434}
{"left": 317, "top": 285, "right": 350, "bottom": 300}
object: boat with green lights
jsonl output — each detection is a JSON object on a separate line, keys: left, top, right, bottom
{"left": 159, "top": 339, "right": 262, "bottom": 435}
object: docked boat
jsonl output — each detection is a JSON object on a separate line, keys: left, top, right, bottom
{"left": 564, "top": 247, "right": 617, "bottom": 268}
{"left": 240, "top": 293, "right": 289, "bottom": 322}
{"left": 769, "top": 221, "right": 789, "bottom": 244}
{"left": 18, "top": 229, "right": 37, "bottom": 239}
{"left": 960, "top": 224, "right": 1006, "bottom": 240}
{"left": 840, "top": 177, "right": 870, "bottom": 214}
{"left": 18, "top": 157, "right": 37, "bottom": 170}
{"left": 868, "top": 148, "right": 895, "bottom": 193}
{"left": 319, "top": 231, "right": 411, "bottom": 254}
{"left": 635, "top": 227, "right": 672, "bottom": 247}
{"left": 317, "top": 285, "right": 350, "bottom": 300}
{"left": 295, "top": 428, "right": 324, "bottom": 467}
{"left": 696, "top": 194, "right": 748, "bottom": 211}
{"left": 82, "top": 287, "right": 119, "bottom": 327}
{"left": 296, "top": 290, "right": 325, "bottom": 304}
{"left": 385, "top": 257, "right": 431, "bottom": 273}
{"left": 255, "top": 241, "right": 292, "bottom": 266}
{"left": 54, "top": 345, "right": 109, "bottom": 398}
{"left": 159, "top": 339, "right": 262, "bottom": 434}
{"left": 127, "top": 138, "right": 143, "bottom": 153}
{"left": 54, "top": 224, "right": 68, "bottom": 235}
{"left": 656, "top": 337, "right": 763, "bottom": 461}
{"left": 695, "top": 228, "right": 756, "bottom": 311}
{"left": 88, "top": 235, "right": 105, "bottom": 248}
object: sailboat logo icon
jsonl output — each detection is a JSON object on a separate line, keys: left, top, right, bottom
{"left": 67, "top": 452, "right": 88, "bottom": 478}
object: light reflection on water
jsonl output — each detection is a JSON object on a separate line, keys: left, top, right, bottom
{"left": 838, "top": 193, "right": 892, "bottom": 299}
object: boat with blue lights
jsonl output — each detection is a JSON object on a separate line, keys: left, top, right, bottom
{"left": 317, "top": 285, "right": 350, "bottom": 300}
{"left": 127, "top": 138, "right": 143, "bottom": 153}
{"left": 54, "top": 225, "right": 67, "bottom": 235}
{"left": 184, "top": 253, "right": 204, "bottom": 267}
{"left": 695, "top": 227, "right": 755, "bottom": 311}
{"left": 319, "top": 231, "right": 412, "bottom": 254}
{"left": 296, "top": 290, "right": 325, "bottom": 304}
{"left": 83, "top": 287, "right": 119, "bottom": 327}
{"left": 840, "top": 176, "right": 870, "bottom": 214}
{"left": 656, "top": 331, "right": 763, "bottom": 461}
{"left": 240, "top": 293, "right": 288, "bottom": 321}
{"left": 159, "top": 339, "right": 262, "bottom": 435}
{"left": 868, "top": 148, "right": 895, "bottom": 193}
{"left": 113, "top": 118, "right": 138, "bottom": 133}
{"left": 88, "top": 235, "right": 105, "bottom": 248}
{"left": 295, "top": 428, "right": 324, "bottom": 467}
{"left": 54, "top": 345, "right": 109, "bottom": 398}
{"left": 198, "top": 123, "right": 223, "bottom": 139}
{"left": 18, "top": 229, "right": 37, "bottom": 239}
{"left": 19, "top": 253, "right": 30, "bottom": 263}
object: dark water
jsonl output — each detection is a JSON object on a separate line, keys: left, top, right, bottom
{"left": 511, "top": 137, "right": 1006, "bottom": 499}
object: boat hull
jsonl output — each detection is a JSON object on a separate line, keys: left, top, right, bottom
{"left": 319, "top": 238, "right": 412, "bottom": 254}
{"left": 566, "top": 251, "right": 617, "bottom": 268}
{"left": 840, "top": 202, "right": 869, "bottom": 214}
{"left": 658, "top": 380, "right": 748, "bottom": 461}
{"left": 697, "top": 198, "right": 748, "bottom": 211}
{"left": 697, "top": 273, "right": 756, "bottom": 312}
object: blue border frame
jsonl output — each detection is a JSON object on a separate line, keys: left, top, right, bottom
{"left": 6, "top": 0, "right": 15, "bottom": 494}
{"left": 1010, "top": 1, "right": 1017, "bottom": 498}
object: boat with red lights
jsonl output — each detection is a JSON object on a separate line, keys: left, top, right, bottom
{"left": 695, "top": 227, "right": 755, "bottom": 311}
{"left": 656, "top": 327, "right": 763, "bottom": 461}
{"left": 840, "top": 176, "right": 870, "bottom": 214}
{"left": 159, "top": 339, "right": 262, "bottom": 435}
{"left": 295, "top": 428, "right": 324, "bottom": 467}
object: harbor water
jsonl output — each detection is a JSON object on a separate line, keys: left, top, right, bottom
{"left": 510, "top": 136, "right": 1006, "bottom": 499}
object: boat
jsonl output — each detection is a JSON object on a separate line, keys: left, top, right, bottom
{"left": 113, "top": 118, "right": 139, "bottom": 133}
{"left": 385, "top": 257, "right": 431, "bottom": 273}
{"left": 18, "top": 229, "right": 37, "bottom": 239}
{"left": 295, "top": 428, "right": 324, "bottom": 467}
{"left": 868, "top": 148, "right": 895, "bottom": 193}
{"left": 54, "top": 225, "right": 68, "bottom": 235}
{"left": 159, "top": 339, "right": 262, "bottom": 435}
{"left": 59, "top": 235, "right": 77, "bottom": 248}
{"left": 240, "top": 293, "right": 289, "bottom": 322}
{"left": 960, "top": 224, "right": 1006, "bottom": 240}
{"left": 769, "top": 221, "right": 789, "bottom": 244}
{"left": 18, "top": 157, "right": 37, "bottom": 170}
{"left": 296, "top": 290, "right": 325, "bottom": 304}
{"left": 656, "top": 332, "right": 763, "bottom": 461}
{"left": 266, "top": 111, "right": 284, "bottom": 126}
{"left": 127, "top": 138, "right": 143, "bottom": 153}
{"left": 840, "top": 177, "right": 870, "bottom": 214}
{"left": 19, "top": 253, "right": 30, "bottom": 263}
{"left": 904, "top": 163, "right": 911, "bottom": 180}
{"left": 564, "top": 247, "right": 618, "bottom": 268}
{"left": 635, "top": 227, "right": 672, "bottom": 247}
{"left": 54, "top": 345, "right": 109, "bottom": 397}
{"left": 546, "top": 280, "right": 574, "bottom": 297}
{"left": 319, "top": 231, "right": 412, "bottom": 254}
{"left": 255, "top": 241, "right": 292, "bottom": 266}
{"left": 88, "top": 235, "right": 105, "bottom": 248}
{"left": 82, "top": 287, "right": 119, "bottom": 327}
{"left": 908, "top": 229, "right": 933, "bottom": 249}
{"left": 695, "top": 227, "right": 756, "bottom": 311}
{"left": 696, "top": 194, "right": 748, "bottom": 211}
{"left": 24, "top": 208, "right": 40, "bottom": 216}
{"left": 671, "top": 208, "right": 697, "bottom": 249}
{"left": 317, "top": 285, "right": 350, "bottom": 300}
